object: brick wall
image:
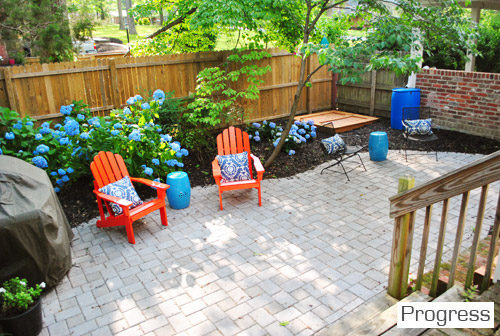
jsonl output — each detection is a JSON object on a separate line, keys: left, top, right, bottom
{"left": 416, "top": 69, "right": 500, "bottom": 141}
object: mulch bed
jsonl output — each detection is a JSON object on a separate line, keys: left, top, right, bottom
{"left": 59, "top": 117, "right": 500, "bottom": 228}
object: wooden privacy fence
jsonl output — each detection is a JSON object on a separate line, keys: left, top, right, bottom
{"left": 387, "top": 150, "right": 500, "bottom": 300}
{"left": 0, "top": 48, "right": 334, "bottom": 123}
{"left": 337, "top": 69, "right": 406, "bottom": 118}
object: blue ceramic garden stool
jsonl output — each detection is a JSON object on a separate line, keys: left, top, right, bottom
{"left": 166, "top": 171, "right": 191, "bottom": 209}
{"left": 369, "top": 131, "right": 389, "bottom": 161}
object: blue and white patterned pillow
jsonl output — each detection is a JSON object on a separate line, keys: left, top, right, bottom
{"left": 321, "top": 134, "right": 345, "bottom": 154}
{"left": 217, "top": 152, "right": 251, "bottom": 183}
{"left": 98, "top": 176, "right": 143, "bottom": 215}
{"left": 404, "top": 118, "right": 433, "bottom": 135}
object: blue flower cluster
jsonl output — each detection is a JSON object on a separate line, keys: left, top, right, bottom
{"left": 271, "top": 120, "right": 317, "bottom": 156}
{"left": 128, "top": 129, "right": 142, "bottom": 142}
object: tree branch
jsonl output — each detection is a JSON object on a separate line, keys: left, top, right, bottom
{"left": 146, "top": 7, "right": 198, "bottom": 39}
{"left": 305, "top": 64, "right": 325, "bottom": 83}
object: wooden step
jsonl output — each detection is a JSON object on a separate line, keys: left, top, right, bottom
{"left": 384, "top": 285, "right": 465, "bottom": 336}
{"left": 316, "top": 292, "right": 398, "bottom": 336}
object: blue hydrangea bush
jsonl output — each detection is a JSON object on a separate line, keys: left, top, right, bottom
{"left": 0, "top": 89, "right": 188, "bottom": 192}
{"left": 246, "top": 119, "right": 317, "bottom": 156}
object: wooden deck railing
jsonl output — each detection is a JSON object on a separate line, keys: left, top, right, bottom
{"left": 387, "top": 150, "right": 500, "bottom": 299}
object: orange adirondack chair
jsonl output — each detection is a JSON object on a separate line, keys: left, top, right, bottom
{"left": 90, "top": 151, "right": 170, "bottom": 244}
{"left": 212, "top": 126, "right": 265, "bottom": 210}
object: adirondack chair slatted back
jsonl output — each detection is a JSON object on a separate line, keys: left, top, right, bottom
{"left": 217, "top": 127, "right": 253, "bottom": 175}
{"left": 91, "top": 152, "right": 130, "bottom": 189}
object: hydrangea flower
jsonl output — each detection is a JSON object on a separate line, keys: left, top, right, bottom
{"left": 294, "top": 120, "right": 301, "bottom": 126}
{"left": 288, "top": 149, "right": 296, "bottom": 155}
{"left": 26, "top": 121, "right": 34, "bottom": 126}
{"left": 255, "top": 131, "right": 259, "bottom": 136}
{"left": 13, "top": 122, "right": 22, "bottom": 130}
{"left": 298, "top": 129, "right": 306, "bottom": 135}
{"left": 307, "top": 120, "right": 315, "bottom": 126}
{"left": 62, "top": 175, "right": 70, "bottom": 182}
{"left": 5, "top": 132, "right": 15, "bottom": 140}
{"left": 113, "top": 123, "right": 122, "bottom": 129}
{"left": 304, "top": 124, "right": 310, "bottom": 130}
{"left": 177, "top": 162, "right": 184, "bottom": 168}
{"left": 165, "top": 159, "right": 178, "bottom": 167}
{"left": 180, "top": 149, "right": 189, "bottom": 156}
{"left": 254, "top": 136, "right": 261, "bottom": 142}
{"left": 278, "top": 126, "right": 283, "bottom": 132}
{"left": 128, "top": 130, "right": 142, "bottom": 142}
{"left": 269, "top": 122, "right": 276, "bottom": 128}
{"left": 135, "top": 95, "right": 143, "bottom": 101}
{"left": 0, "top": 148, "right": 3, "bottom": 155}
{"left": 144, "top": 167, "right": 153, "bottom": 176}
{"left": 67, "top": 167, "right": 74, "bottom": 174}
{"left": 36, "top": 144, "right": 50, "bottom": 154}
{"left": 263, "top": 120, "right": 268, "bottom": 125}
{"left": 175, "top": 152, "right": 183, "bottom": 158}
{"left": 65, "top": 120, "right": 80, "bottom": 136}
{"left": 60, "top": 105, "right": 72, "bottom": 116}
{"left": 305, "top": 134, "right": 311, "bottom": 139}
{"left": 76, "top": 114, "right": 85, "bottom": 120}
{"left": 170, "top": 143, "right": 180, "bottom": 152}
{"left": 252, "top": 122, "right": 261, "bottom": 128}
{"left": 54, "top": 123, "right": 62, "bottom": 129}
{"left": 50, "top": 171, "right": 58, "bottom": 176}
{"left": 80, "top": 132, "right": 90, "bottom": 140}
{"left": 32, "top": 156, "right": 48, "bottom": 169}
{"left": 18, "top": 150, "right": 23, "bottom": 154}
{"left": 311, "top": 131, "right": 317, "bottom": 137}
{"left": 158, "top": 98, "right": 165, "bottom": 106}
{"left": 126, "top": 97, "right": 137, "bottom": 105}
{"left": 123, "top": 107, "right": 131, "bottom": 115}
{"left": 59, "top": 137, "right": 70, "bottom": 146}
{"left": 35, "top": 133, "right": 43, "bottom": 141}
{"left": 39, "top": 127, "right": 51, "bottom": 135}
{"left": 58, "top": 168, "right": 66, "bottom": 176}
{"left": 152, "top": 158, "right": 160, "bottom": 166}
{"left": 160, "top": 134, "right": 172, "bottom": 142}
{"left": 54, "top": 187, "right": 60, "bottom": 193}
{"left": 141, "top": 103, "right": 151, "bottom": 110}
{"left": 56, "top": 179, "right": 64, "bottom": 186}
{"left": 153, "top": 89, "right": 165, "bottom": 100}
{"left": 111, "top": 130, "right": 120, "bottom": 136}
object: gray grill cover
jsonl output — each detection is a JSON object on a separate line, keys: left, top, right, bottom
{"left": 0, "top": 156, "right": 73, "bottom": 288}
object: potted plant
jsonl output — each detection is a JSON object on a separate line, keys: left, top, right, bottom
{"left": 0, "top": 277, "right": 45, "bottom": 336}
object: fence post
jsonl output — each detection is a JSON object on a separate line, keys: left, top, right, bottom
{"left": 3, "top": 67, "right": 17, "bottom": 112}
{"left": 41, "top": 63, "right": 57, "bottom": 115}
{"left": 369, "top": 70, "right": 377, "bottom": 116}
{"left": 306, "top": 57, "right": 312, "bottom": 114}
{"left": 331, "top": 72, "right": 338, "bottom": 110}
{"left": 388, "top": 175, "right": 416, "bottom": 299}
{"left": 108, "top": 58, "right": 121, "bottom": 109}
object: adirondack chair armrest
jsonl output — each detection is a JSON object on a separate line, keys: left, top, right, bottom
{"left": 212, "top": 158, "right": 222, "bottom": 184}
{"left": 130, "top": 177, "right": 169, "bottom": 199}
{"left": 130, "top": 177, "right": 169, "bottom": 190}
{"left": 250, "top": 154, "right": 265, "bottom": 180}
{"left": 93, "top": 190, "right": 133, "bottom": 210}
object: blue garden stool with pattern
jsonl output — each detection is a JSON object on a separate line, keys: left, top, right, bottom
{"left": 166, "top": 171, "right": 191, "bottom": 209}
{"left": 368, "top": 131, "right": 389, "bottom": 161}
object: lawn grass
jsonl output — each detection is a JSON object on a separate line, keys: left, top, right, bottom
{"left": 93, "top": 24, "right": 159, "bottom": 43}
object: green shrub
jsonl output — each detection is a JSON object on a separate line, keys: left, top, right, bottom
{"left": 0, "top": 89, "right": 188, "bottom": 192}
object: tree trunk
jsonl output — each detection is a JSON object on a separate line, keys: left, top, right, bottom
{"left": 117, "top": 0, "right": 125, "bottom": 30}
{"left": 124, "top": 0, "right": 137, "bottom": 35}
{"left": 99, "top": 2, "right": 105, "bottom": 20}
{"left": 159, "top": 8, "right": 164, "bottom": 26}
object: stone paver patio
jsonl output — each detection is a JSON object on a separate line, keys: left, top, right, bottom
{"left": 40, "top": 150, "right": 499, "bottom": 336}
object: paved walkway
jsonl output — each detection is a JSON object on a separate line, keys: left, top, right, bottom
{"left": 39, "top": 151, "right": 499, "bottom": 336}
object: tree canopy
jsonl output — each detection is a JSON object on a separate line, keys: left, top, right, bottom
{"left": 133, "top": 0, "right": 477, "bottom": 166}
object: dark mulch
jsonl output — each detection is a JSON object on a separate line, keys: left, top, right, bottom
{"left": 59, "top": 117, "right": 500, "bottom": 228}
